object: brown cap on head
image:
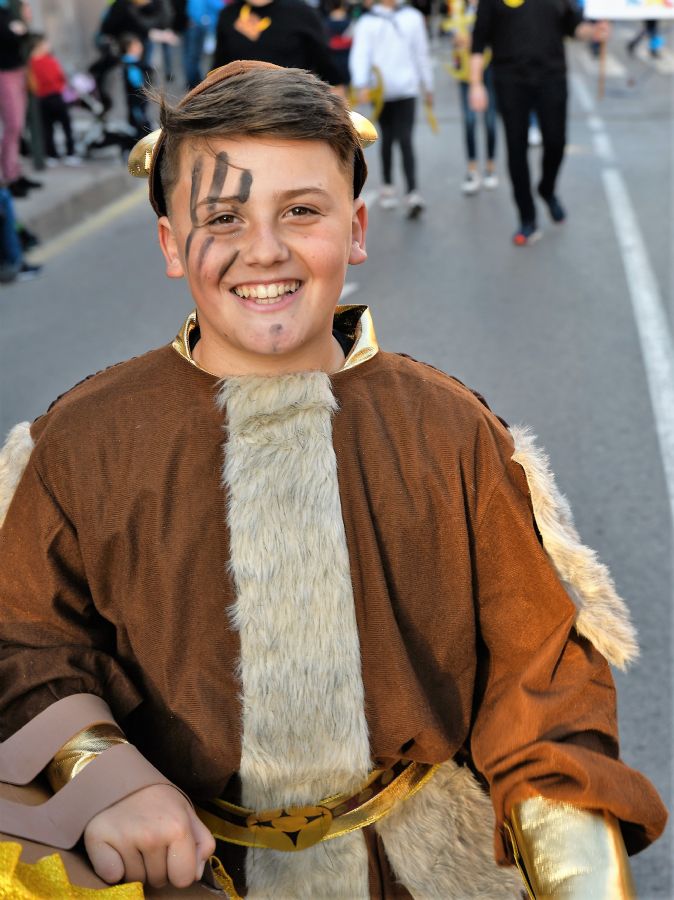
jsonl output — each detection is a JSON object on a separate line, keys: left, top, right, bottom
{"left": 129, "top": 60, "right": 375, "bottom": 217}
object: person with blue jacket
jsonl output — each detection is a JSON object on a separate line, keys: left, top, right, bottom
{"left": 183, "top": 0, "right": 224, "bottom": 89}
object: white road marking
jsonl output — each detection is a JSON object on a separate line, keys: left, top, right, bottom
{"left": 572, "top": 74, "right": 674, "bottom": 525}
{"left": 32, "top": 186, "right": 147, "bottom": 264}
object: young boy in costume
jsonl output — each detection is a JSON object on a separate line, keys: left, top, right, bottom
{"left": 0, "top": 61, "right": 666, "bottom": 898}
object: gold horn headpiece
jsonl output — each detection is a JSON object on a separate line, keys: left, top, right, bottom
{"left": 128, "top": 61, "right": 377, "bottom": 216}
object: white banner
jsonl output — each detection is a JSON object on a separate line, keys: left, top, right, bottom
{"left": 584, "top": 0, "right": 674, "bottom": 18}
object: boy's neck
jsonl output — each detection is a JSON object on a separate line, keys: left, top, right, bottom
{"left": 191, "top": 332, "right": 347, "bottom": 378}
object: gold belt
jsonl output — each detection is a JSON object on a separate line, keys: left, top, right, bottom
{"left": 196, "top": 759, "right": 438, "bottom": 853}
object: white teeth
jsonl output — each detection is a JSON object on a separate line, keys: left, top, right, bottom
{"left": 233, "top": 281, "right": 300, "bottom": 301}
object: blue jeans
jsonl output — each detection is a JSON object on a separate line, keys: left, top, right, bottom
{"left": 183, "top": 20, "right": 209, "bottom": 90}
{"left": 0, "top": 187, "right": 22, "bottom": 281}
{"left": 459, "top": 68, "right": 497, "bottom": 163}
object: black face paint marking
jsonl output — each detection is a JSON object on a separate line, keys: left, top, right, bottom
{"left": 218, "top": 250, "right": 240, "bottom": 283}
{"left": 237, "top": 170, "right": 253, "bottom": 203}
{"left": 197, "top": 235, "right": 215, "bottom": 272}
{"left": 185, "top": 157, "right": 205, "bottom": 264}
{"left": 206, "top": 152, "right": 229, "bottom": 207}
{"left": 270, "top": 323, "right": 283, "bottom": 334}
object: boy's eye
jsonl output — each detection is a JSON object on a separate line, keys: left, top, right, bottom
{"left": 208, "top": 213, "right": 238, "bottom": 226}
{"left": 287, "top": 205, "right": 318, "bottom": 218}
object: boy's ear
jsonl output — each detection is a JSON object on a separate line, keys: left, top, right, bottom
{"left": 157, "top": 216, "right": 186, "bottom": 279}
{"left": 348, "top": 198, "right": 368, "bottom": 266}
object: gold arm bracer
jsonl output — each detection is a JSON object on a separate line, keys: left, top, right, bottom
{"left": 46, "top": 723, "right": 128, "bottom": 792}
{"left": 507, "top": 797, "right": 637, "bottom": 899}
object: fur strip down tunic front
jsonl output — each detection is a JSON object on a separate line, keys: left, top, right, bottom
{"left": 0, "top": 335, "right": 666, "bottom": 898}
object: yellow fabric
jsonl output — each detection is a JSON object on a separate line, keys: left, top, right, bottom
{"left": 0, "top": 843, "right": 143, "bottom": 899}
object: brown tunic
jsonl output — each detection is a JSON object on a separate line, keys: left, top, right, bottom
{"left": 0, "top": 340, "right": 666, "bottom": 890}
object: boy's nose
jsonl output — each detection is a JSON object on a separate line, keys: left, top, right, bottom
{"left": 239, "top": 223, "right": 290, "bottom": 267}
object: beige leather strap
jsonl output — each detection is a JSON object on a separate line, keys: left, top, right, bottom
{"left": 0, "top": 694, "right": 116, "bottom": 785}
{"left": 0, "top": 742, "right": 189, "bottom": 849}
{"left": 0, "top": 695, "right": 191, "bottom": 849}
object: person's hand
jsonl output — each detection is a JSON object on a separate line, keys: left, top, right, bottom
{"left": 592, "top": 19, "right": 611, "bottom": 43}
{"left": 84, "top": 784, "right": 215, "bottom": 889}
{"left": 469, "top": 82, "right": 487, "bottom": 112}
{"left": 453, "top": 31, "right": 469, "bottom": 51}
{"left": 358, "top": 87, "right": 371, "bottom": 106}
{"left": 424, "top": 90, "right": 434, "bottom": 107}
{"left": 8, "top": 19, "right": 28, "bottom": 34}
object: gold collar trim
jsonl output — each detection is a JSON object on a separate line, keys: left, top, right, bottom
{"left": 171, "top": 306, "right": 379, "bottom": 375}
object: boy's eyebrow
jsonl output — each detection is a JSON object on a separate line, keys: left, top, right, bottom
{"left": 196, "top": 186, "right": 331, "bottom": 207}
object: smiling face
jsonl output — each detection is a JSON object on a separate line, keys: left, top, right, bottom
{"left": 158, "top": 136, "right": 368, "bottom": 377}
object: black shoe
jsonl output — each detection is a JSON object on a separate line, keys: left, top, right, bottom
{"left": 17, "top": 225, "right": 40, "bottom": 251}
{"left": 14, "top": 262, "right": 42, "bottom": 282}
{"left": 8, "top": 180, "right": 29, "bottom": 198}
{"left": 539, "top": 192, "right": 566, "bottom": 223}
{"left": 512, "top": 222, "right": 541, "bottom": 246}
{"left": 16, "top": 175, "right": 43, "bottom": 190}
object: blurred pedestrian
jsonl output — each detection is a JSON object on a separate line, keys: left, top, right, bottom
{"left": 321, "top": 0, "right": 354, "bottom": 87}
{"left": 120, "top": 33, "right": 152, "bottom": 136}
{"left": 27, "top": 34, "right": 81, "bottom": 167}
{"left": 447, "top": 0, "right": 497, "bottom": 195}
{"left": 0, "top": 0, "right": 41, "bottom": 199}
{"left": 0, "top": 184, "right": 40, "bottom": 283}
{"left": 213, "top": 0, "right": 344, "bottom": 87}
{"left": 181, "top": 0, "right": 224, "bottom": 89}
{"left": 470, "top": 0, "right": 609, "bottom": 245}
{"left": 627, "top": 20, "right": 662, "bottom": 60}
{"left": 350, "top": 0, "right": 433, "bottom": 217}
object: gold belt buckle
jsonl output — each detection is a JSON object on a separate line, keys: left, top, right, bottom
{"left": 246, "top": 804, "right": 333, "bottom": 852}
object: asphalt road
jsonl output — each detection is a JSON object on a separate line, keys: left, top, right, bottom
{"left": 1, "top": 27, "right": 672, "bottom": 898}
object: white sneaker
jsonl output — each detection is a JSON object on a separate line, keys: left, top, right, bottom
{"left": 405, "top": 191, "right": 425, "bottom": 219}
{"left": 45, "top": 157, "right": 59, "bottom": 168}
{"left": 483, "top": 171, "right": 498, "bottom": 190}
{"left": 64, "top": 155, "right": 83, "bottom": 167}
{"left": 379, "top": 185, "right": 399, "bottom": 209}
{"left": 461, "top": 171, "right": 481, "bottom": 195}
{"left": 528, "top": 124, "right": 542, "bottom": 147}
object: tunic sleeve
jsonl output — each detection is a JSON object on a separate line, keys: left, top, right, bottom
{"left": 0, "top": 451, "right": 142, "bottom": 740}
{"left": 469, "top": 455, "right": 667, "bottom": 862}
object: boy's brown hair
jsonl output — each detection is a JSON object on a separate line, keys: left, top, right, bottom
{"left": 152, "top": 61, "right": 367, "bottom": 217}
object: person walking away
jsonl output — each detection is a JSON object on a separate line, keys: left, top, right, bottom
{"left": 120, "top": 33, "right": 152, "bottom": 136}
{"left": 0, "top": 0, "right": 41, "bottom": 199}
{"left": 448, "top": 0, "right": 497, "bottom": 195}
{"left": 213, "top": 0, "right": 345, "bottom": 88}
{"left": 350, "top": 0, "right": 432, "bottom": 217}
{"left": 182, "top": 0, "right": 224, "bottom": 90}
{"left": 469, "top": 0, "right": 609, "bottom": 245}
{"left": 27, "top": 34, "right": 81, "bottom": 167}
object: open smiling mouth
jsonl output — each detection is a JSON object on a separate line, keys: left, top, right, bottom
{"left": 231, "top": 280, "right": 302, "bottom": 304}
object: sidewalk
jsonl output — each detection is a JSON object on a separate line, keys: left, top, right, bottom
{"left": 13, "top": 150, "right": 141, "bottom": 247}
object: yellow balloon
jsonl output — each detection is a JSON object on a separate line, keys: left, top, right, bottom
{"left": 503, "top": 0, "right": 525, "bottom": 7}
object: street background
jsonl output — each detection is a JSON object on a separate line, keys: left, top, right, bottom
{"left": 1, "top": 15, "right": 673, "bottom": 899}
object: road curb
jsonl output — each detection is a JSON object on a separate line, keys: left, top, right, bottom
{"left": 22, "top": 167, "right": 140, "bottom": 245}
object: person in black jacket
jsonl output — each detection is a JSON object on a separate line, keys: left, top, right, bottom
{"left": 213, "top": 0, "right": 345, "bottom": 87}
{"left": 469, "top": 0, "right": 608, "bottom": 245}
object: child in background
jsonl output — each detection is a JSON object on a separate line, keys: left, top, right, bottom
{"left": 27, "top": 34, "right": 81, "bottom": 167}
{"left": 0, "top": 185, "right": 41, "bottom": 283}
{"left": 120, "top": 32, "right": 152, "bottom": 136}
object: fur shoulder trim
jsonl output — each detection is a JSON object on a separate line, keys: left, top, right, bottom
{"left": 510, "top": 425, "right": 638, "bottom": 669}
{"left": 0, "top": 422, "right": 34, "bottom": 528}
